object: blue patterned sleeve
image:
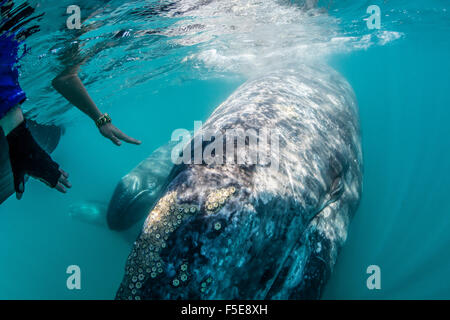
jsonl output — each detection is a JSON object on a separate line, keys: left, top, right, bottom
{"left": 0, "top": 32, "right": 27, "bottom": 119}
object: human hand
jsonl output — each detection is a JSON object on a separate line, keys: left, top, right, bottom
{"left": 99, "top": 122, "right": 142, "bottom": 146}
{"left": 7, "top": 121, "right": 71, "bottom": 199}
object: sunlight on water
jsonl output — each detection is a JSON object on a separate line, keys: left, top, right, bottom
{"left": 19, "top": 0, "right": 417, "bottom": 124}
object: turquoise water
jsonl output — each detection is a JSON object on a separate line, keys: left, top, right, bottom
{"left": 0, "top": 0, "right": 449, "bottom": 299}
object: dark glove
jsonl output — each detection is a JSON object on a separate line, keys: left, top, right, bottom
{"left": 6, "top": 120, "right": 69, "bottom": 197}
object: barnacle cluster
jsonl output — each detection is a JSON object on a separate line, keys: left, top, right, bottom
{"left": 119, "top": 186, "right": 238, "bottom": 300}
{"left": 200, "top": 276, "right": 214, "bottom": 294}
{"left": 205, "top": 186, "right": 236, "bottom": 215}
{"left": 122, "top": 191, "right": 198, "bottom": 300}
{"left": 172, "top": 261, "right": 190, "bottom": 288}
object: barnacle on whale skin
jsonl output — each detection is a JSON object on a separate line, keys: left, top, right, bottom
{"left": 205, "top": 187, "right": 237, "bottom": 215}
{"left": 122, "top": 191, "right": 199, "bottom": 299}
{"left": 120, "top": 186, "right": 237, "bottom": 299}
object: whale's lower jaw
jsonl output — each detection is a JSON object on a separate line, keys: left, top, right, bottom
{"left": 264, "top": 200, "right": 353, "bottom": 300}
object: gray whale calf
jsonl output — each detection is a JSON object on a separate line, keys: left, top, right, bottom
{"left": 114, "top": 64, "right": 363, "bottom": 299}
{"left": 106, "top": 143, "right": 176, "bottom": 231}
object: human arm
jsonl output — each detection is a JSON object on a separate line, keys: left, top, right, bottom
{"left": 0, "top": 106, "right": 71, "bottom": 199}
{"left": 52, "top": 66, "right": 141, "bottom": 146}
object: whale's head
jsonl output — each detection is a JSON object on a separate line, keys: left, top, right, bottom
{"left": 106, "top": 173, "right": 157, "bottom": 231}
{"left": 107, "top": 145, "right": 176, "bottom": 231}
{"left": 115, "top": 68, "right": 363, "bottom": 300}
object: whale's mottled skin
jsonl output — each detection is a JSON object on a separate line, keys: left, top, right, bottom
{"left": 115, "top": 64, "right": 362, "bottom": 300}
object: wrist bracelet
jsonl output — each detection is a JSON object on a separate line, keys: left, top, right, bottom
{"left": 95, "top": 113, "right": 112, "bottom": 128}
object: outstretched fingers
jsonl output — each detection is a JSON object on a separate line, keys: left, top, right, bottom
{"left": 55, "top": 182, "right": 67, "bottom": 193}
{"left": 100, "top": 123, "right": 142, "bottom": 146}
{"left": 110, "top": 134, "right": 122, "bottom": 146}
{"left": 54, "top": 169, "right": 72, "bottom": 194}
{"left": 59, "top": 169, "right": 71, "bottom": 188}
{"left": 114, "top": 128, "right": 141, "bottom": 145}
